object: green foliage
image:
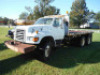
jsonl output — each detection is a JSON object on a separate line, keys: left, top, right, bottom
{"left": 89, "top": 12, "right": 100, "bottom": 28}
{"left": 27, "top": 14, "right": 34, "bottom": 20}
{"left": 86, "top": 11, "right": 95, "bottom": 22}
{"left": 33, "top": 0, "right": 60, "bottom": 19}
{"left": 33, "top": 5, "right": 59, "bottom": 19}
{"left": 0, "top": 17, "right": 14, "bottom": 25}
{"left": 95, "top": 12, "right": 100, "bottom": 27}
{"left": 3, "top": 17, "right": 9, "bottom": 25}
{"left": 25, "top": 6, "right": 35, "bottom": 20}
{"left": 34, "top": 0, "right": 54, "bottom": 5}
{"left": 34, "top": 0, "right": 54, "bottom": 16}
{"left": 19, "top": 0, "right": 60, "bottom": 20}
{"left": 70, "top": 0, "right": 89, "bottom": 27}
{"left": 19, "top": 12, "right": 28, "bottom": 19}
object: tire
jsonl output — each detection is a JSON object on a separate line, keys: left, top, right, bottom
{"left": 39, "top": 40, "right": 54, "bottom": 61}
{"left": 86, "top": 35, "right": 92, "bottom": 45}
{"left": 43, "top": 42, "right": 52, "bottom": 61}
{"left": 79, "top": 36, "right": 86, "bottom": 47}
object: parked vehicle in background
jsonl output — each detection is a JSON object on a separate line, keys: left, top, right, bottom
{"left": 5, "top": 15, "right": 93, "bottom": 61}
{"left": 80, "top": 22, "right": 100, "bottom": 29}
{"left": 80, "top": 23, "right": 90, "bottom": 28}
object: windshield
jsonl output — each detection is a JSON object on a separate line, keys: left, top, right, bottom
{"left": 34, "top": 18, "right": 53, "bottom": 25}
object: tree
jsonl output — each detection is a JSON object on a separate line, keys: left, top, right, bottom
{"left": 0, "top": 17, "right": 13, "bottom": 25}
{"left": 0, "top": 17, "right": 3, "bottom": 25}
{"left": 34, "top": 0, "right": 54, "bottom": 16}
{"left": 70, "top": 0, "right": 89, "bottom": 28}
{"left": 21, "top": 0, "right": 59, "bottom": 20}
{"left": 19, "top": 12, "right": 28, "bottom": 19}
{"left": 27, "top": 14, "right": 35, "bottom": 20}
{"left": 86, "top": 11, "right": 95, "bottom": 22}
{"left": 25, "top": 6, "right": 33, "bottom": 14}
{"left": 33, "top": 5, "right": 59, "bottom": 19}
{"left": 19, "top": 0, "right": 59, "bottom": 20}
{"left": 25, "top": 6, "right": 35, "bottom": 20}
{"left": 45, "top": 6, "right": 60, "bottom": 15}
{"left": 33, "top": 0, "right": 60, "bottom": 19}
{"left": 95, "top": 12, "right": 100, "bottom": 28}
{"left": 3, "top": 17, "right": 9, "bottom": 25}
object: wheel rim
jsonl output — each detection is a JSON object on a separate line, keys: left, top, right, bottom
{"left": 45, "top": 45, "right": 50, "bottom": 58}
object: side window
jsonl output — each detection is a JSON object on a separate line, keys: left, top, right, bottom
{"left": 53, "top": 18, "right": 61, "bottom": 27}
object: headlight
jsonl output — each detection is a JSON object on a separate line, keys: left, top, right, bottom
{"left": 27, "top": 37, "right": 33, "bottom": 41}
{"left": 27, "top": 37, "right": 39, "bottom": 42}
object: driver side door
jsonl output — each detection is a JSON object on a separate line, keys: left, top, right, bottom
{"left": 52, "top": 18, "right": 65, "bottom": 40}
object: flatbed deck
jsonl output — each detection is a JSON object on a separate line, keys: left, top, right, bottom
{"left": 68, "top": 30, "right": 93, "bottom": 37}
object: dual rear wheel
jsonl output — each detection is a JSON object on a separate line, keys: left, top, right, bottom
{"left": 80, "top": 36, "right": 85, "bottom": 47}
{"left": 79, "top": 35, "right": 92, "bottom": 47}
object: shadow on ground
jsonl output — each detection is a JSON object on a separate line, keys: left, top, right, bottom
{"left": 0, "top": 43, "right": 7, "bottom": 51}
{"left": 0, "top": 52, "right": 37, "bottom": 75}
{"left": 0, "top": 42, "right": 100, "bottom": 75}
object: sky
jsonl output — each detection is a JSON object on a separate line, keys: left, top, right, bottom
{"left": 0, "top": 0, "right": 100, "bottom": 19}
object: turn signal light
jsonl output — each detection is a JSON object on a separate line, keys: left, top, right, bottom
{"left": 33, "top": 37, "right": 39, "bottom": 42}
{"left": 35, "top": 31, "right": 38, "bottom": 34}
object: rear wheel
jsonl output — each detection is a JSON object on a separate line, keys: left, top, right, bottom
{"left": 86, "top": 35, "right": 92, "bottom": 45}
{"left": 79, "top": 36, "right": 86, "bottom": 47}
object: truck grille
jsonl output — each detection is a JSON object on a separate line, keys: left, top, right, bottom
{"left": 16, "top": 29, "right": 25, "bottom": 42}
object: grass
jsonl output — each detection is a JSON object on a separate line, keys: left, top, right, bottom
{"left": 0, "top": 27, "right": 100, "bottom": 75}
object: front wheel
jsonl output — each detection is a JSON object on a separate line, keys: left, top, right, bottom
{"left": 40, "top": 41, "right": 53, "bottom": 61}
{"left": 43, "top": 42, "right": 52, "bottom": 60}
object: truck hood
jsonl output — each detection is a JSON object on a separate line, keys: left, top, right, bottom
{"left": 15, "top": 25, "right": 51, "bottom": 32}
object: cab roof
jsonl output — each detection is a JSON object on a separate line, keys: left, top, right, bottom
{"left": 43, "top": 15, "right": 66, "bottom": 18}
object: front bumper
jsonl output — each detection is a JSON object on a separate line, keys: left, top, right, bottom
{"left": 5, "top": 40, "right": 37, "bottom": 54}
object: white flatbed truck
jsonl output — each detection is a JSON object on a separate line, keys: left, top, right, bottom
{"left": 5, "top": 15, "right": 93, "bottom": 60}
